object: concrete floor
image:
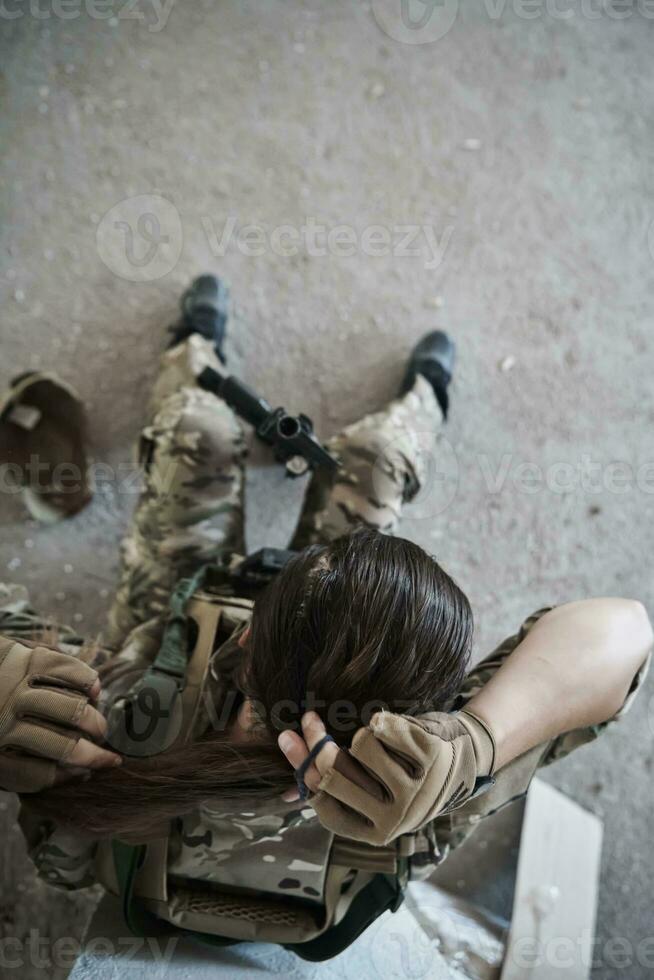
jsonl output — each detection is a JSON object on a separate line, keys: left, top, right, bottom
{"left": 1, "top": 2, "right": 654, "bottom": 978}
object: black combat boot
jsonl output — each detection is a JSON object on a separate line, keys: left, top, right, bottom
{"left": 168, "top": 274, "right": 230, "bottom": 363}
{"left": 400, "top": 330, "right": 455, "bottom": 419}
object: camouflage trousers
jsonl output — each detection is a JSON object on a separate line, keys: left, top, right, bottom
{"left": 0, "top": 334, "right": 443, "bottom": 698}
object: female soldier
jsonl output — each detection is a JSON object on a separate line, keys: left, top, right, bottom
{"left": 0, "top": 276, "right": 650, "bottom": 942}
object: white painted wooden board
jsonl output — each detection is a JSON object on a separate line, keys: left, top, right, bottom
{"left": 500, "top": 779, "right": 603, "bottom": 980}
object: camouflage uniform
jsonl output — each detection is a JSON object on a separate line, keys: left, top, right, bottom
{"left": 2, "top": 334, "right": 648, "bottom": 899}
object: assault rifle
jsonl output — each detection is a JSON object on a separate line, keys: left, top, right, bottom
{"left": 198, "top": 366, "right": 339, "bottom": 478}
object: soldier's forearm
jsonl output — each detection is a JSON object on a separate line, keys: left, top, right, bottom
{"left": 466, "top": 599, "right": 653, "bottom": 771}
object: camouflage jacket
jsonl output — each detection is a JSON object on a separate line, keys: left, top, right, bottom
{"left": 20, "top": 606, "right": 650, "bottom": 902}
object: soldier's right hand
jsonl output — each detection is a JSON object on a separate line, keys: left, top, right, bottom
{"left": 0, "top": 636, "right": 122, "bottom": 793}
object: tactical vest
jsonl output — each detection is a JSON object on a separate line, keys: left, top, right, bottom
{"left": 95, "top": 559, "right": 411, "bottom": 961}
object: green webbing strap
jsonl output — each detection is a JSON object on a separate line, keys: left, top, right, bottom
{"left": 151, "top": 547, "right": 293, "bottom": 678}
{"left": 153, "top": 564, "right": 211, "bottom": 677}
{"left": 106, "top": 564, "right": 216, "bottom": 756}
{"left": 112, "top": 840, "right": 170, "bottom": 937}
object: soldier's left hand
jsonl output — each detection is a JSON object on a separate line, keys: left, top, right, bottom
{"left": 278, "top": 708, "right": 496, "bottom": 846}
{"left": 277, "top": 711, "right": 395, "bottom": 806}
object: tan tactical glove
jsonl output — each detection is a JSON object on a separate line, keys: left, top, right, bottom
{"left": 0, "top": 635, "right": 102, "bottom": 793}
{"left": 310, "top": 709, "right": 497, "bottom": 846}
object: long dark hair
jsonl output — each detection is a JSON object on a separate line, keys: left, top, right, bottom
{"left": 27, "top": 529, "right": 473, "bottom": 840}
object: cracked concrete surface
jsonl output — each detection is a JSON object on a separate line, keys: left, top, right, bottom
{"left": 1, "top": 2, "right": 653, "bottom": 978}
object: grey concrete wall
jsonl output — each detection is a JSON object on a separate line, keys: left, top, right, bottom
{"left": 1, "top": 2, "right": 653, "bottom": 978}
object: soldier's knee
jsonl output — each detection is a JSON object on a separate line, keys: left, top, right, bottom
{"left": 337, "top": 431, "right": 414, "bottom": 496}
{"left": 143, "top": 389, "right": 245, "bottom": 481}
{"left": 177, "top": 390, "right": 244, "bottom": 466}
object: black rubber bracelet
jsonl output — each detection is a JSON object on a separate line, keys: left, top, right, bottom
{"left": 295, "top": 733, "right": 335, "bottom": 801}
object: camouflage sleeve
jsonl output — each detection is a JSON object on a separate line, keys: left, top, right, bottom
{"left": 0, "top": 615, "right": 105, "bottom": 890}
{"left": 430, "top": 606, "right": 651, "bottom": 856}
{"left": 13, "top": 631, "right": 150, "bottom": 893}
{"left": 0, "top": 607, "right": 101, "bottom": 890}
{"left": 10, "top": 629, "right": 103, "bottom": 892}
